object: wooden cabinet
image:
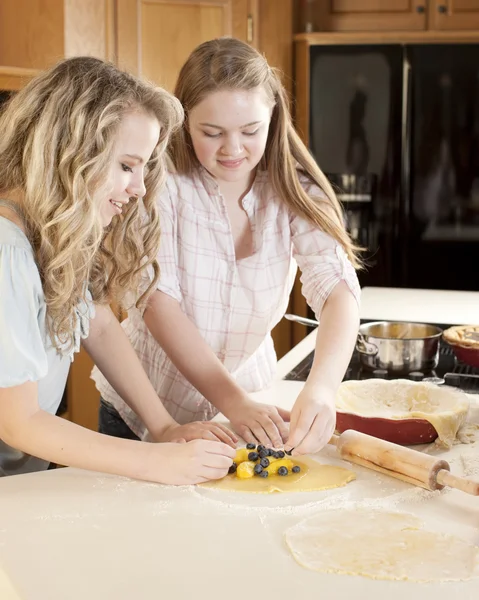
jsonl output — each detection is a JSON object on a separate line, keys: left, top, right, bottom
{"left": 301, "top": 0, "right": 427, "bottom": 32}
{"left": 116, "top": 0, "right": 255, "bottom": 91}
{"left": 115, "top": 0, "right": 293, "bottom": 93}
{"left": 297, "top": 0, "right": 479, "bottom": 32}
{"left": 0, "top": 0, "right": 114, "bottom": 71}
{"left": 429, "top": 0, "right": 479, "bottom": 30}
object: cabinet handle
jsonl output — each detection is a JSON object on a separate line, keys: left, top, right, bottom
{"left": 416, "top": 5, "right": 425, "bottom": 13}
{"left": 438, "top": 4, "right": 447, "bottom": 13}
{"left": 247, "top": 14, "right": 254, "bottom": 43}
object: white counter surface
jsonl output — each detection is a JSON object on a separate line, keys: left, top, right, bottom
{"left": 1, "top": 288, "right": 479, "bottom": 600}
{"left": 360, "top": 286, "right": 479, "bottom": 326}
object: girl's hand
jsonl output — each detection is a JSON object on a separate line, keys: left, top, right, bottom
{"left": 284, "top": 384, "right": 336, "bottom": 455}
{"left": 148, "top": 440, "right": 236, "bottom": 485}
{"left": 159, "top": 421, "right": 238, "bottom": 447}
{"left": 225, "top": 398, "right": 290, "bottom": 448}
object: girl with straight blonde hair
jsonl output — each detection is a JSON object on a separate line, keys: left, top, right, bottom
{"left": 94, "top": 38, "right": 361, "bottom": 456}
{"left": 0, "top": 56, "right": 235, "bottom": 483}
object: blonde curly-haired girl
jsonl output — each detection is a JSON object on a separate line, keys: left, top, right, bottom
{"left": 0, "top": 56, "right": 235, "bottom": 482}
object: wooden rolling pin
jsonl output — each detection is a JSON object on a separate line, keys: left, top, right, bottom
{"left": 328, "top": 430, "right": 479, "bottom": 496}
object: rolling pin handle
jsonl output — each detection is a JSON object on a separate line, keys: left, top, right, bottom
{"left": 436, "top": 470, "right": 479, "bottom": 496}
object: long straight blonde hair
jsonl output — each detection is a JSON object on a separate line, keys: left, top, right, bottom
{"left": 170, "top": 37, "right": 361, "bottom": 268}
{"left": 0, "top": 56, "right": 183, "bottom": 352}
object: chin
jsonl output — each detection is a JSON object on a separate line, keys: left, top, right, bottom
{"left": 101, "top": 215, "right": 113, "bottom": 228}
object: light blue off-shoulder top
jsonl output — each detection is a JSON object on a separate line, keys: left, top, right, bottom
{"left": 0, "top": 215, "right": 95, "bottom": 476}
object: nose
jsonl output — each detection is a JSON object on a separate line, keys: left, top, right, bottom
{"left": 127, "top": 171, "right": 146, "bottom": 199}
{"left": 221, "top": 134, "right": 243, "bottom": 157}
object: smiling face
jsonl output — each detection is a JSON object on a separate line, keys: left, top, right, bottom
{"left": 100, "top": 110, "right": 161, "bottom": 227}
{"left": 188, "top": 88, "right": 273, "bottom": 192}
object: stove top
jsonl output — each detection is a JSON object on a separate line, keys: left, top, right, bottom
{"left": 283, "top": 322, "right": 479, "bottom": 394}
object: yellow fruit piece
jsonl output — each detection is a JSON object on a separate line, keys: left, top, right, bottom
{"left": 264, "top": 458, "right": 294, "bottom": 476}
{"left": 234, "top": 448, "right": 252, "bottom": 464}
{"left": 236, "top": 461, "right": 256, "bottom": 479}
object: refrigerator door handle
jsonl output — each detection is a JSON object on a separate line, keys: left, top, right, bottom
{"left": 401, "top": 54, "right": 412, "bottom": 221}
{"left": 399, "top": 52, "right": 413, "bottom": 286}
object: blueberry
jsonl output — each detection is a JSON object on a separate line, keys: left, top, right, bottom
{"left": 248, "top": 451, "right": 259, "bottom": 462}
{"left": 257, "top": 445, "right": 265, "bottom": 453}
{"left": 228, "top": 462, "right": 237, "bottom": 474}
{"left": 259, "top": 470, "right": 269, "bottom": 478}
{"left": 267, "top": 449, "right": 274, "bottom": 456}
{"left": 272, "top": 452, "right": 281, "bottom": 459}
{"left": 292, "top": 465, "right": 301, "bottom": 473}
{"left": 285, "top": 449, "right": 293, "bottom": 456}
{"left": 277, "top": 466, "right": 288, "bottom": 476}
{"left": 260, "top": 458, "right": 270, "bottom": 468}
{"left": 259, "top": 449, "right": 269, "bottom": 459}
{"left": 277, "top": 450, "right": 285, "bottom": 459}
{"left": 246, "top": 443, "right": 256, "bottom": 450}
{"left": 254, "top": 464, "right": 263, "bottom": 475}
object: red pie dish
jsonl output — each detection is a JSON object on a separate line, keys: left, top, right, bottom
{"left": 336, "top": 411, "right": 438, "bottom": 445}
{"left": 443, "top": 325, "right": 479, "bottom": 369}
{"left": 335, "top": 379, "right": 469, "bottom": 448}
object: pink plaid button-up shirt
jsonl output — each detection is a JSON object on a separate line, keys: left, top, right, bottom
{"left": 92, "top": 169, "right": 360, "bottom": 438}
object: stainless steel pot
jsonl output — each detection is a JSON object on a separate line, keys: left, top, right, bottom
{"left": 357, "top": 321, "right": 443, "bottom": 374}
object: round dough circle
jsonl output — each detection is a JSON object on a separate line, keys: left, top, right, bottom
{"left": 199, "top": 457, "right": 356, "bottom": 494}
{"left": 285, "top": 508, "right": 479, "bottom": 582}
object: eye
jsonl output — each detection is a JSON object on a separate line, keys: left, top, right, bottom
{"left": 121, "top": 163, "right": 133, "bottom": 172}
{"left": 243, "top": 130, "right": 259, "bottom": 136}
{"left": 203, "top": 132, "right": 222, "bottom": 138}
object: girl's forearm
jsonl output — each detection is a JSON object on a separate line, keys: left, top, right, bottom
{"left": 0, "top": 385, "right": 159, "bottom": 481}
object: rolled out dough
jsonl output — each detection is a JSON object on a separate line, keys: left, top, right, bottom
{"left": 285, "top": 508, "right": 479, "bottom": 582}
{"left": 199, "top": 457, "right": 356, "bottom": 494}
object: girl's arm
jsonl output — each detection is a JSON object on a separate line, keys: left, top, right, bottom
{"left": 0, "top": 382, "right": 235, "bottom": 484}
{"left": 143, "top": 291, "right": 290, "bottom": 448}
{"left": 83, "top": 304, "right": 236, "bottom": 446}
{"left": 285, "top": 281, "right": 359, "bottom": 454}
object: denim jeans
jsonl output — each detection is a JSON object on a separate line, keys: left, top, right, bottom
{"left": 98, "top": 398, "right": 140, "bottom": 441}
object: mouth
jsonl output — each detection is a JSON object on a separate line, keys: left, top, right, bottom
{"left": 109, "top": 199, "right": 125, "bottom": 215}
{"left": 218, "top": 158, "right": 245, "bottom": 169}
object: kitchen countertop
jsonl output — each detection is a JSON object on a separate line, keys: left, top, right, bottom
{"left": 360, "top": 286, "right": 479, "bottom": 326}
{"left": 1, "top": 287, "right": 479, "bottom": 600}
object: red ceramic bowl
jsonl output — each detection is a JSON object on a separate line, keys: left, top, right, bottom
{"left": 336, "top": 411, "right": 438, "bottom": 445}
{"left": 448, "top": 343, "right": 479, "bottom": 369}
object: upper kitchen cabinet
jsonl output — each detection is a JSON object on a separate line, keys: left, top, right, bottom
{"left": 296, "top": 0, "right": 479, "bottom": 32}
{"left": 0, "top": 0, "right": 114, "bottom": 72}
{"left": 115, "top": 0, "right": 293, "bottom": 94}
{"left": 296, "top": 0, "right": 427, "bottom": 32}
{"left": 116, "top": 0, "right": 255, "bottom": 92}
{"left": 429, "top": 0, "right": 479, "bottom": 30}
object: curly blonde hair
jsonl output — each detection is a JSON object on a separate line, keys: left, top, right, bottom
{"left": 170, "top": 37, "right": 362, "bottom": 268}
{"left": 0, "top": 56, "right": 183, "bottom": 353}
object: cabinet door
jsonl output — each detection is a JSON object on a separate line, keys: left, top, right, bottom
{"left": 303, "top": 0, "right": 426, "bottom": 32}
{"left": 0, "top": 0, "right": 65, "bottom": 69}
{"left": 117, "top": 0, "right": 253, "bottom": 91}
{"left": 430, "top": 0, "right": 479, "bottom": 30}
